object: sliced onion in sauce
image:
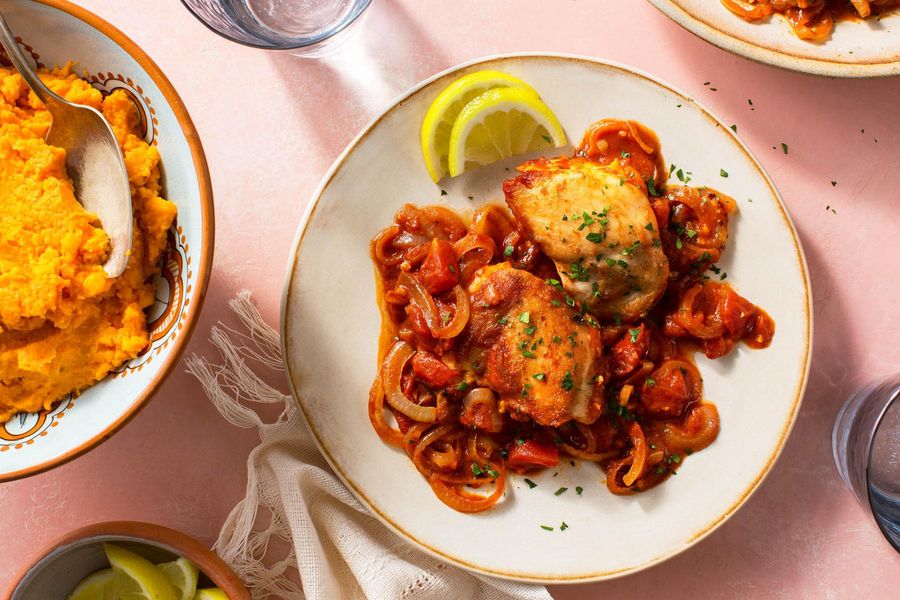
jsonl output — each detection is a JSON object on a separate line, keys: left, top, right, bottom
{"left": 398, "top": 272, "right": 469, "bottom": 339}
{"left": 382, "top": 341, "right": 436, "bottom": 423}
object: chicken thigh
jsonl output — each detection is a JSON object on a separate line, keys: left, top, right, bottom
{"left": 464, "top": 264, "right": 604, "bottom": 428}
{"left": 503, "top": 157, "right": 668, "bottom": 321}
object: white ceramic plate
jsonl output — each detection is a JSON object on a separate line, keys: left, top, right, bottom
{"left": 0, "top": 0, "right": 213, "bottom": 480}
{"left": 282, "top": 53, "right": 811, "bottom": 583}
{"left": 648, "top": 0, "right": 900, "bottom": 77}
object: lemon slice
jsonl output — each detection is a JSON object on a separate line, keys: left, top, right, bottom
{"left": 67, "top": 568, "right": 114, "bottom": 600}
{"left": 193, "top": 589, "right": 228, "bottom": 600}
{"left": 158, "top": 558, "right": 199, "bottom": 600}
{"left": 421, "top": 70, "right": 536, "bottom": 182}
{"left": 103, "top": 543, "right": 178, "bottom": 600}
{"left": 447, "top": 86, "right": 566, "bottom": 177}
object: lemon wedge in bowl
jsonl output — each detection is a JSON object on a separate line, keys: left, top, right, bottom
{"left": 158, "top": 557, "right": 199, "bottom": 600}
{"left": 420, "top": 70, "right": 536, "bottom": 182}
{"left": 103, "top": 543, "right": 178, "bottom": 600}
{"left": 447, "top": 86, "right": 566, "bottom": 177}
{"left": 193, "top": 589, "right": 228, "bottom": 600}
{"left": 66, "top": 568, "right": 114, "bottom": 600}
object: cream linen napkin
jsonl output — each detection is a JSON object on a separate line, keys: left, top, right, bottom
{"left": 185, "top": 292, "right": 553, "bottom": 600}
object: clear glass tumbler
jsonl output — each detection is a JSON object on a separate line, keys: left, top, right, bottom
{"left": 833, "top": 373, "right": 900, "bottom": 551}
{"left": 180, "top": 0, "right": 372, "bottom": 55}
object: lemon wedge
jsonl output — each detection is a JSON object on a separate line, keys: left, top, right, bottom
{"left": 103, "top": 543, "right": 178, "bottom": 600}
{"left": 158, "top": 558, "right": 199, "bottom": 600}
{"left": 67, "top": 568, "right": 113, "bottom": 600}
{"left": 193, "top": 589, "right": 228, "bottom": 600}
{"left": 447, "top": 86, "right": 566, "bottom": 178}
{"left": 421, "top": 70, "right": 536, "bottom": 182}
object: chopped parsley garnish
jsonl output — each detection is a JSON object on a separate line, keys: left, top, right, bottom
{"left": 604, "top": 257, "right": 617, "bottom": 267}
{"left": 497, "top": 316, "right": 508, "bottom": 325}
{"left": 620, "top": 151, "right": 631, "bottom": 159}
{"left": 552, "top": 335, "right": 562, "bottom": 343}
{"left": 524, "top": 326, "right": 537, "bottom": 336}
{"left": 555, "top": 487, "right": 568, "bottom": 496}
{"left": 781, "top": 142, "right": 789, "bottom": 155}
{"left": 645, "top": 177, "right": 661, "bottom": 197}
{"left": 586, "top": 232, "right": 605, "bottom": 243}
{"left": 440, "top": 189, "right": 447, "bottom": 196}
{"left": 569, "top": 261, "right": 590, "bottom": 281}
{"left": 456, "top": 381, "right": 470, "bottom": 392}
{"left": 504, "top": 244, "right": 514, "bottom": 257}
{"left": 675, "top": 238, "right": 683, "bottom": 250}
{"left": 560, "top": 521, "right": 569, "bottom": 531}
{"left": 524, "top": 478, "right": 537, "bottom": 488}
{"left": 613, "top": 314, "right": 622, "bottom": 325}
{"left": 730, "top": 124, "right": 737, "bottom": 133}
{"left": 645, "top": 377, "right": 656, "bottom": 388}
{"left": 522, "top": 349, "right": 536, "bottom": 359}
{"left": 720, "top": 168, "right": 728, "bottom": 178}
{"left": 561, "top": 371, "right": 574, "bottom": 391}
{"left": 542, "top": 134, "right": 552, "bottom": 144}
{"left": 519, "top": 311, "right": 531, "bottom": 324}
{"left": 546, "top": 278, "right": 562, "bottom": 289}
{"left": 644, "top": 222, "right": 654, "bottom": 231}
{"left": 565, "top": 296, "right": 575, "bottom": 307}
{"left": 540, "top": 525, "right": 554, "bottom": 531}
{"left": 629, "top": 328, "right": 641, "bottom": 343}
{"left": 471, "top": 463, "right": 483, "bottom": 477}
{"left": 533, "top": 373, "right": 546, "bottom": 381}
{"left": 575, "top": 486, "right": 583, "bottom": 496}
{"left": 620, "top": 241, "right": 640, "bottom": 256}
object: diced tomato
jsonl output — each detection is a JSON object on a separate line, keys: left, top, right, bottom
{"left": 411, "top": 350, "right": 460, "bottom": 388}
{"left": 394, "top": 411, "right": 414, "bottom": 434}
{"left": 419, "top": 238, "right": 459, "bottom": 295}
{"left": 701, "top": 337, "right": 737, "bottom": 359}
{"left": 459, "top": 397, "right": 503, "bottom": 433}
{"left": 610, "top": 323, "right": 651, "bottom": 378}
{"left": 640, "top": 362, "right": 693, "bottom": 418}
{"left": 506, "top": 439, "right": 560, "bottom": 471}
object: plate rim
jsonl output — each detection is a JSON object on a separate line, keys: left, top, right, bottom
{"left": 280, "top": 52, "right": 813, "bottom": 583}
{"left": 647, "top": 0, "right": 900, "bottom": 78}
{"left": 0, "top": 0, "right": 216, "bottom": 482}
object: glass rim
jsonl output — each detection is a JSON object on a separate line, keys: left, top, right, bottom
{"left": 864, "top": 380, "right": 900, "bottom": 552}
{"left": 179, "top": 0, "right": 373, "bottom": 51}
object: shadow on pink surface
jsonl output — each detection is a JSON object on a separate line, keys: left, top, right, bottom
{"left": 267, "top": 0, "right": 448, "bottom": 167}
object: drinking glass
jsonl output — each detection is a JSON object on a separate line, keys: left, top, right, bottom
{"left": 833, "top": 373, "right": 900, "bottom": 551}
{"left": 180, "top": 0, "right": 372, "bottom": 55}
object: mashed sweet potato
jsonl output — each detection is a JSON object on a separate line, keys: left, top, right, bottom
{"left": 0, "top": 64, "right": 176, "bottom": 421}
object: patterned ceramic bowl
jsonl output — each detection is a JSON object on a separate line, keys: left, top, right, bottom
{"left": 5, "top": 521, "right": 249, "bottom": 599}
{"left": 0, "top": 0, "right": 213, "bottom": 480}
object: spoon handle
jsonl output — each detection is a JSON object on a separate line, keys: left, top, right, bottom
{"left": 0, "top": 11, "right": 57, "bottom": 105}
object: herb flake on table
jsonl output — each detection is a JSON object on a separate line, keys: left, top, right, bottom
{"left": 555, "top": 487, "right": 568, "bottom": 496}
{"left": 524, "top": 478, "right": 537, "bottom": 489}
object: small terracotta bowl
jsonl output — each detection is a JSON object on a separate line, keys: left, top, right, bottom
{"left": 5, "top": 521, "right": 249, "bottom": 600}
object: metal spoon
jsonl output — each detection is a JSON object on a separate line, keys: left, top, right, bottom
{"left": 0, "top": 11, "right": 132, "bottom": 277}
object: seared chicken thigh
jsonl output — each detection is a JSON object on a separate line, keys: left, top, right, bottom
{"left": 464, "top": 264, "right": 604, "bottom": 427}
{"left": 504, "top": 157, "right": 668, "bottom": 321}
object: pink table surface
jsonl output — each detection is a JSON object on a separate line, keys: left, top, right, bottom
{"left": 3, "top": 0, "right": 899, "bottom": 597}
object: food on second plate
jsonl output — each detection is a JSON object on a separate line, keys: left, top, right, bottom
{"left": 420, "top": 70, "right": 566, "bottom": 181}
{"left": 722, "top": 0, "right": 899, "bottom": 41}
{"left": 68, "top": 543, "right": 227, "bottom": 600}
{"left": 0, "top": 64, "right": 176, "bottom": 421}
{"left": 369, "top": 118, "right": 774, "bottom": 512}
